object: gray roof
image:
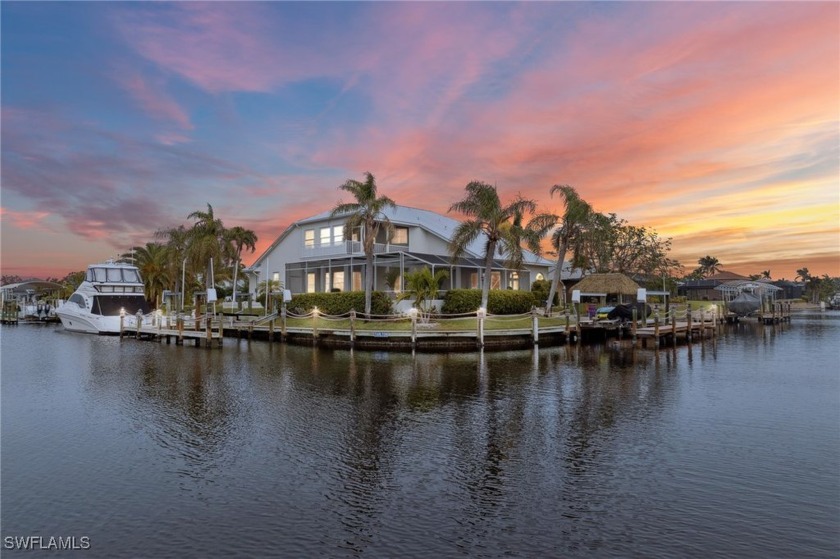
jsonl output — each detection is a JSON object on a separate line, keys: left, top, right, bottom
{"left": 253, "top": 204, "right": 554, "bottom": 268}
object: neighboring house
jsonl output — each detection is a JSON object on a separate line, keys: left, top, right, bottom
{"left": 771, "top": 280, "right": 804, "bottom": 300}
{"left": 677, "top": 271, "right": 749, "bottom": 300}
{"left": 244, "top": 205, "right": 572, "bottom": 300}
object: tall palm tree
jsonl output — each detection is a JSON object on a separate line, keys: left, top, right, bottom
{"left": 187, "top": 203, "right": 227, "bottom": 293}
{"left": 156, "top": 225, "right": 191, "bottom": 309}
{"left": 225, "top": 225, "right": 258, "bottom": 304}
{"left": 119, "top": 242, "right": 170, "bottom": 307}
{"left": 331, "top": 172, "right": 396, "bottom": 316}
{"left": 544, "top": 184, "right": 594, "bottom": 315}
{"left": 697, "top": 255, "right": 722, "bottom": 277}
{"left": 448, "top": 181, "right": 538, "bottom": 311}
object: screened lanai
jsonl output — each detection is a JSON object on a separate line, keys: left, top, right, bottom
{"left": 283, "top": 250, "right": 539, "bottom": 296}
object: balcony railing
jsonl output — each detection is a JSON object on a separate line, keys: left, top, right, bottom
{"left": 302, "top": 241, "right": 402, "bottom": 259}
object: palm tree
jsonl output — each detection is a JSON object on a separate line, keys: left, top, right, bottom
{"left": 796, "top": 267, "right": 814, "bottom": 302}
{"left": 156, "top": 225, "right": 191, "bottom": 310}
{"left": 256, "top": 279, "right": 282, "bottom": 312}
{"left": 331, "top": 172, "right": 396, "bottom": 316}
{"left": 187, "top": 203, "right": 227, "bottom": 293}
{"left": 544, "top": 184, "right": 595, "bottom": 315}
{"left": 697, "top": 255, "right": 722, "bottom": 277}
{"left": 119, "top": 242, "right": 170, "bottom": 307}
{"left": 448, "top": 181, "right": 538, "bottom": 311}
{"left": 397, "top": 267, "right": 449, "bottom": 323}
{"left": 225, "top": 225, "right": 258, "bottom": 304}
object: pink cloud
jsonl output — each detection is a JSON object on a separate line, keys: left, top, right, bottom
{"left": 0, "top": 207, "right": 52, "bottom": 231}
{"left": 115, "top": 67, "right": 193, "bottom": 134}
{"left": 113, "top": 3, "right": 315, "bottom": 93}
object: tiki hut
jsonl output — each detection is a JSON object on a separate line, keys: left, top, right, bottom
{"left": 569, "top": 273, "right": 641, "bottom": 306}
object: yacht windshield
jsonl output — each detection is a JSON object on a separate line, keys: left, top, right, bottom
{"left": 122, "top": 268, "right": 141, "bottom": 283}
{"left": 106, "top": 268, "right": 122, "bottom": 282}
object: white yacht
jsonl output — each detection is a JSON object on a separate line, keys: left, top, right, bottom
{"left": 56, "top": 260, "right": 150, "bottom": 334}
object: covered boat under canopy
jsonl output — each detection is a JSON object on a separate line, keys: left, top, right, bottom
{"left": 727, "top": 292, "right": 761, "bottom": 316}
{"left": 715, "top": 280, "right": 781, "bottom": 316}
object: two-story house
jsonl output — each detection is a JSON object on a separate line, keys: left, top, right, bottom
{"left": 244, "top": 205, "right": 575, "bottom": 301}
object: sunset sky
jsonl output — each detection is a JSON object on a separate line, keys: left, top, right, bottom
{"left": 2, "top": 1, "right": 838, "bottom": 281}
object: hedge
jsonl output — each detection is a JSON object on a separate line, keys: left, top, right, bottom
{"left": 441, "top": 289, "right": 537, "bottom": 315}
{"left": 287, "top": 291, "right": 393, "bottom": 316}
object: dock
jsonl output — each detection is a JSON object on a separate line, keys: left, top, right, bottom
{"left": 113, "top": 304, "right": 744, "bottom": 351}
{"left": 1, "top": 301, "right": 19, "bottom": 325}
{"left": 121, "top": 314, "right": 224, "bottom": 347}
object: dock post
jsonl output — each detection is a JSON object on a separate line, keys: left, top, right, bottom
{"left": 575, "top": 309, "right": 581, "bottom": 344}
{"left": 206, "top": 316, "right": 212, "bottom": 347}
{"left": 312, "top": 307, "right": 319, "bottom": 343}
{"left": 477, "top": 307, "right": 485, "bottom": 348}
{"left": 671, "top": 310, "right": 677, "bottom": 347}
{"left": 564, "top": 310, "right": 570, "bottom": 344}
{"left": 410, "top": 308, "right": 417, "bottom": 348}
{"left": 686, "top": 304, "right": 692, "bottom": 342}
{"left": 120, "top": 309, "right": 125, "bottom": 341}
{"left": 654, "top": 306, "right": 660, "bottom": 348}
{"left": 281, "top": 306, "right": 287, "bottom": 339}
{"left": 350, "top": 309, "right": 356, "bottom": 346}
{"left": 631, "top": 307, "right": 637, "bottom": 346}
{"left": 178, "top": 314, "right": 184, "bottom": 345}
{"left": 269, "top": 318, "right": 275, "bottom": 343}
{"left": 135, "top": 310, "right": 142, "bottom": 339}
{"left": 532, "top": 308, "right": 538, "bottom": 345}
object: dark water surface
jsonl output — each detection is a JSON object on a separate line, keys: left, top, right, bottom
{"left": 2, "top": 314, "right": 838, "bottom": 557}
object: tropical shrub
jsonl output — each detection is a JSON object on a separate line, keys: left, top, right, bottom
{"left": 396, "top": 267, "right": 448, "bottom": 323}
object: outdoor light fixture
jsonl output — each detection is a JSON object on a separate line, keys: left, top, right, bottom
{"left": 120, "top": 307, "right": 125, "bottom": 317}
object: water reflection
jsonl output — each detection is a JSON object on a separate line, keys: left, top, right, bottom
{"left": 4, "top": 317, "right": 835, "bottom": 557}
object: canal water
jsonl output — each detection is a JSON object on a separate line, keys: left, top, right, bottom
{"left": 2, "top": 313, "right": 838, "bottom": 558}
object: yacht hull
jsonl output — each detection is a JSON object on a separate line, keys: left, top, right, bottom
{"left": 55, "top": 309, "right": 124, "bottom": 335}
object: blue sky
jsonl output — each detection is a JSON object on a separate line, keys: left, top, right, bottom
{"left": 2, "top": 1, "right": 838, "bottom": 280}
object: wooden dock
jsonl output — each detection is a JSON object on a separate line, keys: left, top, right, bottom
{"left": 114, "top": 304, "right": 733, "bottom": 351}
{"left": 120, "top": 314, "right": 224, "bottom": 347}
{"left": 1, "top": 301, "right": 19, "bottom": 325}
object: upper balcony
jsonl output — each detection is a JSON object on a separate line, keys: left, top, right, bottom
{"left": 301, "top": 241, "right": 400, "bottom": 259}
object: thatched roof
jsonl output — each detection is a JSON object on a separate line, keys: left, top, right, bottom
{"left": 570, "top": 273, "right": 641, "bottom": 296}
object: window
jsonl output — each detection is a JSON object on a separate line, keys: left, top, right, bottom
{"left": 510, "top": 272, "right": 519, "bottom": 291}
{"left": 304, "top": 229, "right": 315, "bottom": 249}
{"left": 306, "top": 273, "right": 316, "bottom": 293}
{"left": 353, "top": 271, "right": 362, "bottom": 291}
{"left": 332, "top": 271, "right": 344, "bottom": 291}
{"left": 392, "top": 227, "right": 408, "bottom": 245}
{"left": 333, "top": 226, "right": 344, "bottom": 244}
{"left": 272, "top": 272, "right": 280, "bottom": 284}
{"left": 123, "top": 269, "right": 140, "bottom": 283}
{"left": 94, "top": 268, "right": 107, "bottom": 282}
{"left": 320, "top": 228, "right": 331, "bottom": 247}
{"left": 470, "top": 272, "right": 479, "bottom": 289}
{"left": 490, "top": 272, "right": 501, "bottom": 290}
